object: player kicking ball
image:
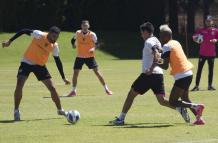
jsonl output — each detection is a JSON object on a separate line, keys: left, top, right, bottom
{"left": 2, "top": 26, "right": 70, "bottom": 121}
{"left": 110, "top": 22, "right": 190, "bottom": 125}
{"left": 67, "top": 20, "right": 112, "bottom": 97}
{"left": 158, "top": 25, "right": 205, "bottom": 125}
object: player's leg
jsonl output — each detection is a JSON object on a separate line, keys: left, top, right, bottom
{"left": 170, "top": 76, "right": 205, "bottom": 124}
{"left": 14, "top": 62, "right": 31, "bottom": 121}
{"left": 14, "top": 76, "right": 28, "bottom": 121}
{"left": 33, "top": 65, "right": 66, "bottom": 116}
{"left": 87, "top": 57, "right": 112, "bottom": 95}
{"left": 207, "top": 57, "right": 215, "bottom": 90}
{"left": 192, "top": 56, "right": 206, "bottom": 91}
{"left": 109, "top": 88, "right": 139, "bottom": 125}
{"left": 181, "top": 90, "right": 205, "bottom": 125}
{"left": 152, "top": 74, "right": 190, "bottom": 123}
{"left": 42, "top": 79, "right": 61, "bottom": 109}
{"left": 110, "top": 73, "right": 149, "bottom": 125}
{"left": 67, "top": 57, "right": 84, "bottom": 97}
{"left": 93, "top": 67, "right": 112, "bottom": 95}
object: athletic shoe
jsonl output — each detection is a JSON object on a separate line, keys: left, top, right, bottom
{"left": 208, "top": 86, "right": 216, "bottom": 90}
{"left": 109, "top": 117, "right": 124, "bottom": 125}
{"left": 195, "top": 104, "right": 205, "bottom": 119}
{"left": 66, "top": 90, "right": 76, "bottom": 97}
{"left": 191, "top": 86, "right": 199, "bottom": 91}
{"left": 193, "top": 117, "right": 205, "bottom": 125}
{"left": 57, "top": 109, "right": 67, "bottom": 116}
{"left": 14, "top": 110, "right": 21, "bottom": 121}
{"left": 176, "top": 107, "right": 190, "bottom": 123}
{"left": 106, "top": 89, "right": 113, "bottom": 95}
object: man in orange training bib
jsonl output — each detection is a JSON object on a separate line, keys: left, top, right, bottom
{"left": 2, "top": 26, "right": 70, "bottom": 121}
{"left": 158, "top": 25, "right": 205, "bottom": 125}
{"left": 67, "top": 20, "right": 112, "bottom": 97}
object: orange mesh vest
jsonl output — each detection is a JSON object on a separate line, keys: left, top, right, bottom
{"left": 168, "top": 40, "right": 193, "bottom": 75}
{"left": 76, "top": 31, "right": 95, "bottom": 58}
{"left": 24, "top": 33, "right": 55, "bottom": 66}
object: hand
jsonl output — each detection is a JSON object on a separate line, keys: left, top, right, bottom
{"left": 144, "top": 69, "right": 152, "bottom": 75}
{"left": 63, "top": 78, "right": 71, "bottom": 85}
{"left": 210, "top": 39, "right": 217, "bottom": 43}
{"left": 2, "top": 40, "right": 11, "bottom": 48}
{"left": 89, "top": 48, "right": 95, "bottom": 53}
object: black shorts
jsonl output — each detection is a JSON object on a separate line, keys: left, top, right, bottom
{"left": 131, "top": 73, "right": 165, "bottom": 96}
{"left": 174, "top": 75, "right": 193, "bottom": 90}
{"left": 17, "top": 62, "right": 51, "bottom": 81}
{"left": 73, "top": 57, "right": 98, "bottom": 70}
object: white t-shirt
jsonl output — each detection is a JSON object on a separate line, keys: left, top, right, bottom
{"left": 22, "top": 30, "right": 59, "bottom": 65}
{"left": 142, "top": 36, "right": 163, "bottom": 74}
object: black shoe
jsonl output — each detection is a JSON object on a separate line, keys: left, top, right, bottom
{"left": 208, "top": 86, "right": 216, "bottom": 90}
{"left": 191, "top": 86, "right": 199, "bottom": 91}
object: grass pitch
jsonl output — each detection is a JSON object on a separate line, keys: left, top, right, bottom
{"left": 0, "top": 32, "right": 218, "bottom": 143}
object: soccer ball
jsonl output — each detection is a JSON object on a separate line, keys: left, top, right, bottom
{"left": 194, "top": 34, "right": 204, "bottom": 44}
{"left": 66, "top": 110, "right": 80, "bottom": 124}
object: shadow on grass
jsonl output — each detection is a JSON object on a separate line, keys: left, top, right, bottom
{"left": 0, "top": 117, "right": 62, "bottom": 124}
{"left": 94, "top": 122, "right": 180, "bottom": 129}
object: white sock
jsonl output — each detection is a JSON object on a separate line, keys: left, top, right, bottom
{"left": 190, "top": 103, "right": 198, "bottom": 109}
{"left": 72, "top": 86, "right": 76, "bottom": 92}
{"left": 104, "top": 85, "right": 109, "bottom": 91}
{"left": 14, "top": 109, "right": 19, "bottom": 113}
{"left": 119, "top": 112, "right": 126, "bottom": 120}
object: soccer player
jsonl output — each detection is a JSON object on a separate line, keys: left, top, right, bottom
{"left": 158, "top": 24, "right": 205, "bottom": 125}
{"left": 192, "top": 15, "right": 218, "bottom": 91}
{"left": 2, "top": 26, "right": 70, "bottom": 121}
{"left": 109, "top": 22, "right": 190, "bottom": 125}
{"left": 67, "top": 20, "right": 112, "bottom": 97}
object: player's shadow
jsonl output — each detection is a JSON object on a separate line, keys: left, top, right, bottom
{"left": 0, "top": 117, "right": 62, "bottom": 124}
{"left": 97, "top": 122, "right": 179, "bottom": 129}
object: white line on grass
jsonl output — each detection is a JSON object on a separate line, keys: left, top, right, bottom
{"left": 177, "top": 138, "right": 218, "bottom": 143}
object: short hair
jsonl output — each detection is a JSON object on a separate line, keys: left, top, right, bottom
{"left": 140, "top": 22, "right": 154, "bottom": 34}
{"left": 49, "top": 26, "right": 61, "bottom": 34}
{"left": 82, "top": 20, "right": 90, "bottom": 25}
{"left": 159, "top": 24, "right": 172, "bottom": 34}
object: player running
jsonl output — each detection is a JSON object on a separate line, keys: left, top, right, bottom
{"left": 67, "top": 20, "right": 112, "bottom": 97}
{"left": 158, "top": 24, "right": 205, "bottom": 125}
{"left": 191, "top": 15, "right": 218, "bottom": 91}
{"left": 2, "top": 26, "right": 70, "bottom": 121}
{"left": 109, "top": 22, "right": 190, "bottom": 125}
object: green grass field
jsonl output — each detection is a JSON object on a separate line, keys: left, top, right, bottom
{"left": 0, "top": 32, "right": 218, "bottom": 143}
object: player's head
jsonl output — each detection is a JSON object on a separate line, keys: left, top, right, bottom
{"left": 159, "top": 24, "right": 172, "bottom": 44}
{"left": 48, "top": 26, "right": 61, "bottom": 43}
{"left": 205, "top": 15, "right": 214, "bottom": 28}
{"left": 140, "top": 22, "right": 154, "bottom": 40}
{"left": 81, "top": 20, "right": 90, "bottom": 33}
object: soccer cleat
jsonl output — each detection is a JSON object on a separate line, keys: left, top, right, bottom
{"left": 14, "top": 110, "right": 21, "bottom": 121}
{"left": 109, "top": 117, "right": 124, "bottom": 125}
{"left": 195, "top": 104, "right": 205, "bottom": 119}
{"left": 193, "top": 117, "right": 205, "bottom": 125}
{"left": 57, "top": 109, "right": 67, "bottom": 116}
{"left": 106, "top": 89, "right": 113, "bottom": 95}
{"left": 66, "top": 90, "right": 76, "bottom": 97}
{"left": 176, "top": 107, "right": 191, "bottom": 123}
{"left": 208, "top": 86, "right": 216, "bottom": 90}
{"left": 191, "top": 86, "right": 199, "bottom": 91}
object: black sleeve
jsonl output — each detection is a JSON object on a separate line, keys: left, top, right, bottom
{"left": 161, "top": 51, "right": 170, "bottom": 58}
{"left": 53, "top": 56, "right": 66, "bottom": 79}
{"left": 71, "top": 38, "right": 76, "bottom": 48}
{"left": 9, "top": 29, "right": 33, "bottom": 42}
